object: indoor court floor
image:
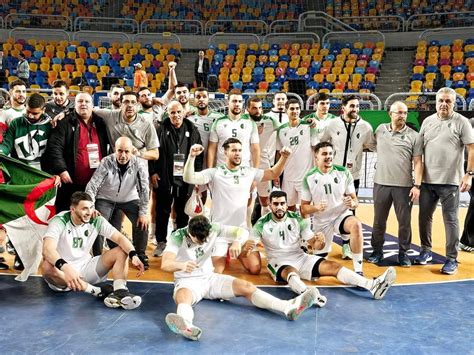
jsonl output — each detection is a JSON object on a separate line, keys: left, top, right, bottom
{"left": 0, "top": 203, "right": 473, "bottom": 354}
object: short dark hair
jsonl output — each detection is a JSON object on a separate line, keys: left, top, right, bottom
{"left": 247, "top": 96, "right": 262, "bottom": 106}
{"left": 314, "top": 92, "right": 330, "bottom": 104}
{"left": 285, "top": 98, "right": 300, "bottom": 109}
{"left": 341, "top": 94, "right": 360, "bottom": 106}
{"left": 269, "top": 190, "right": 287, "bottom": 202}
{"left": 175, "top": 82, "right": 189, "bottom": 91}
{"left": 188, "top": 215, "right": 212, "bottom": 243}
{"left": 314, "top": 141, "right": 333, "bottom": 153}
{"left": 26, "top": 93, "right": 45, "bottom": 109}
{"left": 137, "top": 86, "right": 150, "bottom": 94}
{"left": 52, "top": 80, "right": 68, "bottom": 89}
{"left": 194, "top": 86, "right": 208, "bottom": 93}
{"left": 70, "top": 191, "right": 93, "bottom": 207}
{"left": 9, "top": 79, "right": 26, "bottom": 90}
{"left": 222, "top": 137, "right": 242, "bottom": 150}
{"left": 120, "top": 91, "right": 138, "bottom": 102}
{"left": 228, "top": 88, "right": 242, "bottom": 98}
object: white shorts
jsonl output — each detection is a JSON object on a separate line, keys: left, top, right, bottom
{"left": 173, "top": 273, "right": 236, "bottom": 305}
{"left": 266, "top": 253, "right": 323, "bottom": 282}
{"left": 282, "top": 180, "right": 302, "bottom": 206}
{"left": 312, "top": 211, "right": 353, "bottom": 254}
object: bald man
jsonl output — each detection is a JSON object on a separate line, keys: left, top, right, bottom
{"left": 367, "top": 101, "right": 423, "bottom": 267}
{"left": 44, "top": 93, "right": 110, "bottom": 213}
{"left": 86, "top": 136, "right": 150, "bottom": 267}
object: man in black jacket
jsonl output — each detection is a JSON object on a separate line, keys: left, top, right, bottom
{"left": 150, "top": 100, "right": 203, "bottom": 256}
{"left": 194, "top": 51, "right": 209, "bottom": 88}
{"left": 43, "top": 93, "right": 110, "bottom": 213}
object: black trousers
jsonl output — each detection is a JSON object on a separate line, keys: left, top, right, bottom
{"left": 461, "top": 189, "right": 474, "bottom": 247}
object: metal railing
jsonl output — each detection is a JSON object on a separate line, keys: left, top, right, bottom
{"left": 419, "top": 26, "right": 474, "bottom": 43}
{"left": 263, "top": 32, "right": 320, "bottom": 46}
{"left": 305, "top": 92, "right": 382, "bottom": 111}
{"left": 140, "top": 19, "right": 203, "bottom": 35}
{"left": 72, "top": 31, "right": 131, "bottom": 44}
{"left": 407, "top": 11, "right": 474, "bottom": 31}
{"left": 269, "top": 20, "right": 299, "bottom": 33}
{"left": 4, "top": 13, "right": 71, "bottom": 30}
{"left": 132, "top": 33, "right": 181, "bottom": 47}
{"left": 205, "top": 20, "right": 269, "bottom": 35}
{"left": 298, "top": 11, "right": 357, "bottom": 33}
{"left": 322, "top": 30, "right": 385, "bottom": 46}
{"left": 469, "top": 99, "right": 474, "bottom": 111}
{"left": 74, "top": 17, "right": 139, "bottom": 33}
{"left": 338, "top": 15, "right": 405, "bottom": 32}
{"left": 384, "top": 92, "right": 467, "bottom": 111}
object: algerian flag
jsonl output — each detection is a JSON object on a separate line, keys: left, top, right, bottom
{"left": 0, "top": 154, "right": 56, "bottom": 281}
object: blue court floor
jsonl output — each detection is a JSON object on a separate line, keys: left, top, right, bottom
{"left": 0, "top": 275, "right": 473, "bottom": 354}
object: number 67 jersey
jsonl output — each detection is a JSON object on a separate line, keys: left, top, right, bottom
{"left": 43, "top": 211, "right": 116, "bottom": 271}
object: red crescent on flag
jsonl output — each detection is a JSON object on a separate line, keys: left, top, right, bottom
{"left": 24, "top": 177, "right": 56, "bottom": 226}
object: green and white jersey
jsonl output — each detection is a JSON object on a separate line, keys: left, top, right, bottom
{"left": 200, "top": 165, "right": 264, "bottom": 228}
{"left": 209, "top": 115, "right": 259, "bottom": 166}
{"left": 276, "top": 121, "right": 317, "bottom": 182}
{"left": 252, "top": 211, "right": 313, "bottom": 260}
{"left": 302, "top": 165, "right": 355, "bottom": 225}
{"left": 0, "top": 107, "right": 26, "bottom": 126}
{"left": 188, "top": 111, "right": 225, "bottom": 150}
{"left": 303, "top": 112, "right": 338, "bottom": 142}
{"left": 44, "top": 211, "right": 117, "bottom": 271}
{"left": 245, "top": 113, "right": 280, "bottom": 168}
{"left": 0, "top": 115, "right": 51, "bottom": 170}
{"left": 139, "top": 106, "right": 165, "bottom": 127}
{"left": 164, "top": 223, "right": 247, "bottom": 279}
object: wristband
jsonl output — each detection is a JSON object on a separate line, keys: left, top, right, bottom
{"left": 413, "top": 184, "right": 421, "bottom": 189}
{"left": 129, "top": 250, "right": 138, "bottom": 259}
{"left": 55, "top": 258, "right": 68, "bottom": 270}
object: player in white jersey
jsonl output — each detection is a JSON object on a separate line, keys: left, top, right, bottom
{"left": 161, "top": 215, "right": 316, "bottom": 341}
{"left": 276, "top": 99, "right": 317, "bottom": 210}
{"left": 246, "top": 97, "right": 280, "bottom": 214}
{"left": 0, "top": 79, "right": 27, "bottom": 135}
{"left": 42, "top": 192, "right": 145, "bottom": 310}
{"left": 188, "top": 87, "right": 225, "bottom": 168}
{"left": 207, "top": 90, "right": 260, "bottom": 168}
{"left": 303, "top": 92, "right": 338, "bottom": 142}
{"left": 300, "top": 142, "right": 366, "bottom": 275}
{"left": 241, "top": 190, "right": 395, "bottom": 301}
{"left": 183, "top": 139, "right": 292, "bottom": 273}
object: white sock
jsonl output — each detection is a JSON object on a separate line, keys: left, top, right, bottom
{"left": 113, "top": 279, "right": 127, "bottom": 291}
{"left": 336, "top": 267, "right": 371, "bottom": 290}
{"left": 260, "top": 205, "right": 270, "bottom": 216}
{"left": 250, "top": 288, "right": 288, "bottom": 314}
{"left": 177, "top": 303, "right": 194, "bottom": 324}
{"left": 84, "top": 283, "right": 101, "bottom": 296}
{"left": 352, "top": 253, "right": 363, "bottom": 273}
{"left": 286, "top": 272, "right": 307, "bottom": 294}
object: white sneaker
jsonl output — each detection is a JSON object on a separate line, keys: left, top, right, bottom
{"left": 370, "top": 267, "right": 396, "bottom": 300}
{"left": 165, "top": 313, "right": 202, "bottom": 341}
{"left": 285, "top": 288, "right": 315, "bottom": 321}
{"left": 153, "top": 242, "right": 166, "bottom": 257}
{"left": 310, "top": 287, "right": 327, "bottom": 308}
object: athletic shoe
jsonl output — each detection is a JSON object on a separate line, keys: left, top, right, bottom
{"left": 0, "top": 262, "right": 8, "bottom": 270}
{"left": 285, "top": 288, "right": 315, "bottom": 321}
{"left": 398, "top": 253, "right": 411, "bottom": 268}
{"left": 341, "top": 243, "right": 352, "bottom": 260}
{"left": 459, "top": 243, "right": 474, "bottom": 253}
{"left": 153, "top": 242, "right": 166, "bottom": 257}
{"left": 6, "top": 240, "right": 16, "bottom": 255}
{"left": 367, "top": 251, "right": 384, "bottom": 264}
{"left": 95, "top": 284, "right": 114, "bottom": 300}
{"left": 414, "top": 250, "right": 432, "bottom": 265}
{"left": 104, "top": 289, "right": 142, "bottom": 310}
{"left": 165, "top": 313, "right": 202, "bottom": 341}
{"left": 13, "top": 255, "right": 24, "bottom": 271}
{"left": 370, "top": 267, "right": 396, "bottom": 300}
{"left": 310, "top": 287, "right": 327, "bottom": 308}
{"left": 440, "top": 259, "right": 458, "bottom": 275}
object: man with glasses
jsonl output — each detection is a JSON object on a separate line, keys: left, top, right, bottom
{"left": 367, "top": 101, "right": 423, "bottom": 267}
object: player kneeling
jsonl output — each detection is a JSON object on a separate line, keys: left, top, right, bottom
{"left": 241, "top": 190, "right": 396, "bottom": 301}
{"left": 42, "top": 192, "right": 145, "bottom": 310}
{"left": 161, "top": 215, "right": 315, "bottom": 341}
